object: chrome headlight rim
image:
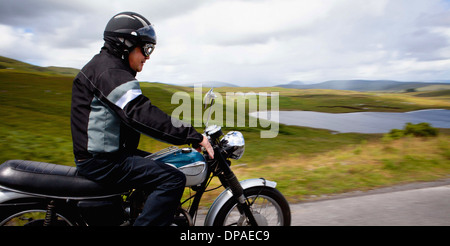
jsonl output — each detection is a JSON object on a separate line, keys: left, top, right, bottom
{"left": 220, "top": 131, "right": 245, "bottom": 160}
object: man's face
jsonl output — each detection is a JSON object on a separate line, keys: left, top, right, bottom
{"left": 128, "top": 46, "right": 149, "bottom": 72}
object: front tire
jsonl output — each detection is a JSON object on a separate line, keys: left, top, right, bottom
{"left": 213, "top": 187, "right": 291, "bottom": 226}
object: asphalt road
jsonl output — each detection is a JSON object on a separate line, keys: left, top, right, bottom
{"left": 195, "top": 179, "right": 450, "bottom": 226}
{"left": 290, "top": 179, "right": 450, "bottom": 226}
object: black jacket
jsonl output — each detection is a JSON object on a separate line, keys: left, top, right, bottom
{"left": 71, "top": 46, "right": 203, "bottom": 160}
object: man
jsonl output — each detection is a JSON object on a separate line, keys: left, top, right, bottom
{"left": 71, "top": 12, "right": 213, "bottom": 226}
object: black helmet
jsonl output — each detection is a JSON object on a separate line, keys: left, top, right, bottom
{"left": 103, "top": 12, "right": 156, "bottom": 58}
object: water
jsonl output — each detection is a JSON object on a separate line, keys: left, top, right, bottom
{"left": 250, "top": 109, "right": 450, "bottom": 134}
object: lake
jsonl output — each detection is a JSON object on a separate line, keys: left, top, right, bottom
{"left": 250, "top": 109, "right": 450, "bottom": 134}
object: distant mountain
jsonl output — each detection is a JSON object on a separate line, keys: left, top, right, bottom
{"left": 428, "top": 80, "right": 450, "bottom": 83}
{"left": 275, "top": 80, "right": 450, "bottom": 92}
{"left": 181, "top": 81, "right": 239, "bottom": 88}
{"left": 287, "top": 80, "right": 305, "bottom": 86}
{"left": 3, "top": 55, "right": 448, "bottom": 91}
{"left": 0, "top": 56, "right": 79, "bottom": 77}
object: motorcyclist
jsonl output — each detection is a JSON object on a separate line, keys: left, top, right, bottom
{"left": 71, "top": 12, "right": 213, "bottom": 226}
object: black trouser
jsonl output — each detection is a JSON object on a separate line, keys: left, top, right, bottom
{"left": 76, "top": 151, "right": 186, "bottom": 226}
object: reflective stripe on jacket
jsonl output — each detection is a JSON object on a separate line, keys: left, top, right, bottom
{"left": 71, "top": 46, "right": 203, "bottom": 160}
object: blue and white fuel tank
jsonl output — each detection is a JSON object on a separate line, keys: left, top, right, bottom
{"left": 147, "top": 147, "right": 207, "bottom": 187}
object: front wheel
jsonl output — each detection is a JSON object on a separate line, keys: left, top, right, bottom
{"left": 213, "top": 187, "right": 291, "bottom": 226}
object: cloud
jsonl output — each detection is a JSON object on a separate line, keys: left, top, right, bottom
{"left": 1, "top": 0, "right": 450, "bottom": 86}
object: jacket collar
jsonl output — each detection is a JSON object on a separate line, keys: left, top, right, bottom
{"left": 101, "top": 44, "right": 137, "bottom": 77}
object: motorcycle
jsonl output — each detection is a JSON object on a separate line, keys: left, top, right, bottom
{"left": 0, "top": 88, "right": 291, "bottom": 226}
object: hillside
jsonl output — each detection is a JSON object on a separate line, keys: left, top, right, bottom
{"left": 276, "top": 80, "right": 450, "bottom": 92}
{"left": 1, "top": 56, "right": 450, "bottom": 203}
{"left": 0, "top": 56, "right": 79, "bottom": 77}
{"left": 180, "top": 81, "right": 239, "bottom": 88}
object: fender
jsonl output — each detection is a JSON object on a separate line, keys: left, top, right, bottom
{"left": 203, "top": 178, "right": 277, "bottom": 226}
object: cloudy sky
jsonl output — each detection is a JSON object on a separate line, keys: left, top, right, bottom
{"left": 1, "top": 0, "right": 450, "bottom": 86}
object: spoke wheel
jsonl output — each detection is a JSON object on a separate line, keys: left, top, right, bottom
{"left": 213, "top": 187, "right": 291, "bottom": 226}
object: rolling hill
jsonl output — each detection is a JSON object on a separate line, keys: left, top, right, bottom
{"left": 180, "top": 81, "right": 239, "bottom": 88}
{"left": 276, "top": 80, "right": 450, "bottom": 92}
{"left": 1, "top": 55, "right": 450, "bottom": 202}
{"left": 0, "top": 56, "right": 79, "bottom": 77}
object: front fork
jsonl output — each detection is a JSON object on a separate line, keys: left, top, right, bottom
{"left": 214, "top": 147, "right": 258, "bottom": 226}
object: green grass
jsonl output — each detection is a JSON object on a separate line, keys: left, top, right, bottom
{"left": 231, "top": 134, "right": 450, "bottom": 202}
{"left": 215, "top": 87, "right": 450, "bottom": 112}
{"left": 1, "top": 64, "right": 450, "bottom": 203}
{"left": 0, "top": 55, "right": 79, "bottom": 77}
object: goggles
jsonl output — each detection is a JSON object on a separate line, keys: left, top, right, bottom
{"left": 141, "top": 43, "right": 155, "bottom": 57}
{"left": 135, "top": 25, "right": 157, "bottom": 44}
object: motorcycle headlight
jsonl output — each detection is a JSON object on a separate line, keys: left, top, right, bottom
{"left": 220, "top": 131, "right": 245, "bottom": 160}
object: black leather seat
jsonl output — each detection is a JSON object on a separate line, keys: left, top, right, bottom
{"left": 0, "top": 160, "right": 123, "bottom": 199}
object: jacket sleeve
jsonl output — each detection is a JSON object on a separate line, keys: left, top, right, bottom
{"left": 97, "top": 69, "right": 204, "bottom": 146}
